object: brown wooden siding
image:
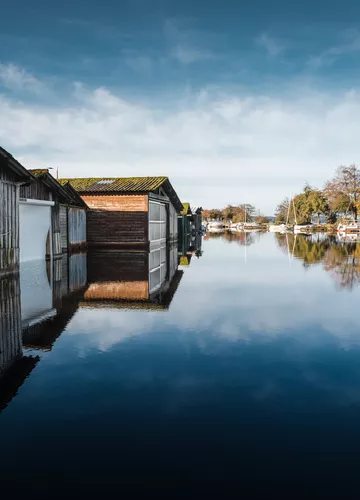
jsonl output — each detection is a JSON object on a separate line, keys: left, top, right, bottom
{"left": 52, "top": 202, "right": 62, "bottom": 257}
{"left": 87, "top": 210, "right": 148, "bottom": 247}
{"left": 82, "top": 194, "right": 148, "bottom": 212}
{"left": 20, "top": 179, "right": 52, "bottom": 201}
{"left": 169, "top": 201, "right": 178, "bottom": 242}
{"left": 68, "top": 207, "right": 86, "bottom": 248}
{"left": 0, "top": 181, "right": 20, "bottom": 276}
{"left": 0, "top": 163, "right": 17, "bottom": 182}
{"left": 60, "top": 205, "right": 68, "bottom": 251}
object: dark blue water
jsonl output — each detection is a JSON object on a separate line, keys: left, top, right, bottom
{"left": 2, "top": 233, "right": 360, "bottom": 496}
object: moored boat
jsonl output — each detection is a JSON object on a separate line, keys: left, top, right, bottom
{"left": 207, "top": 221, "right": 226, "bottom": 233}
{"left": 337, "top": 220, "right": 360, "bottom": 234}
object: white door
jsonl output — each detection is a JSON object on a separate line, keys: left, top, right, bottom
{"left": 19, "top": 201, "right": 52, "bottom": 262}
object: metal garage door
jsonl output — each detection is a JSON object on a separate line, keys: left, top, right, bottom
{"left": 149, "top": 200, "right": 167, "bottom": 293}
{"left": 19, "top": 200, "right": 53, "bottom": 262}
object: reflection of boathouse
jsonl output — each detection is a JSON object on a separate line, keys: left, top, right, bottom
{"left": 22, "top": 253, "right": 88, "bottom": 350}
{"left": 83, "top": 245, "right": 183, "bottom": 310}
{"left": 0, "top": 275, "right": 39, "bottom": 412}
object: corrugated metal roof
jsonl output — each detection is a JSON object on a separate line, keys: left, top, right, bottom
{"left": 58, "top": 176, "right": 168, "bottom": 193}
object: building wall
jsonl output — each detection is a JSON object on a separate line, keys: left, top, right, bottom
{"left": 169, "top": 202, "right": 178, "bottom": 242}
{"left": 85, "top": 194, "right": 149, "bottom": 248}
{"left": 68, "top": 207, "right": 87, "bottom": 249}
{"left": 82, "top": 194, "right": 148, "bottom": 212}
{"left": 0, "top": 173, "right": 19, "bottom": 276}
{"left": 60, "top": 205, "right": 68, "bottom": 251}
{"left": 20, "top": 178, "right": 63, "bottom": 259}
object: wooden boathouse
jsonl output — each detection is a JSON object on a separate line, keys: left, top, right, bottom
{"left": 24, "top": 169, "right": 88, "bottom": 260}
{"left": 0, "top": 148, "right": 33, "bottom": 276}
{"left": 58, "top": 177, "right": 183, "bottom": 250}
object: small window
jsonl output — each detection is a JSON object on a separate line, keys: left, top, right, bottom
{"left": 97, "top": 180, "right": 114, "bottom": 185}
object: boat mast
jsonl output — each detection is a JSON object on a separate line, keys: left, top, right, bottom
{"left": 286, "top": 194, "right": 291, "bottom": 225}
{"left": 292, "top": 197, "right": 298, "bottom": 225}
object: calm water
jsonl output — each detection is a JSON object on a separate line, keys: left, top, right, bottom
{"left": 2, "top": 233, "right": 360, "bottom": 495}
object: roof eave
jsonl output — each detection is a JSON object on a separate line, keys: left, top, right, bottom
{"left": 0, "top": 148, "right": 34, "bottom": 181}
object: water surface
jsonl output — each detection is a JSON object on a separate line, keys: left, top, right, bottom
{"left": 2, "top": 233, "right": 360, "bottom": 495}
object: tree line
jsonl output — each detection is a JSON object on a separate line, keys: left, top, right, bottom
{"left": 203, "top": 204, "right": 269, "bottom": 224}
{"left": 275, "top": 164, "right": 360, "bottom": 224}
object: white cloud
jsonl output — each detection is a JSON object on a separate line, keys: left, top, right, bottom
{"left": 256, "top": 33, "right": 283, "bottom": 57}
{"left": 307, "top": 30, "right": 360, "bottom": 70}
{"left": 165, "top": 19, "right": 216, "bottom": 64}
{"left": 124, "top": 54, "right": 154, "bottom": 74}
{"left": 171, "top": 44, "right": 215, "bottom": 64}
{"left": 1, "top": 74, "right": 360, "bottom": 213}
{"left": 0, "top": 63, "right": 44, "bottom": 94}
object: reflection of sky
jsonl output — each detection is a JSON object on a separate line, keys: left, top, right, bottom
{"left": 64, "top": 234, "right": 360, "bottom": 353}
{"left": 3, "top": 234, "right": 360, "bottom": 492}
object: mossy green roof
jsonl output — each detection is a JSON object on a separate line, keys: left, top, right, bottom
{"left": 179, "top": 256, "right": 190, "bottom": 266}
{"left": 180, "top": 202, "right": 192, "bottom": 215}
{"left": 28, "top": 169, "right": 50, "bottom": 177}
{"left": 58, "top": 176, "right": 169, "bottom": 193}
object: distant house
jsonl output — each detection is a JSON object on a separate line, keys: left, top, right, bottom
{"left": 58, "top": 177, "right": 183, "bottom": 251}
{"left": 0, "top": 148, "right": 33, "bottom": 276}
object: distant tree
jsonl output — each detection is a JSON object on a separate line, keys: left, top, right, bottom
{"left": 324, "top": 164, "right": 360, "bottom": 220}
{"left": 209, "top": 209, "right": 222, "bottom": 220}
{"left": 254, "top": 214, "right": 269, "bottom": 224}
{"left": 275, "top": 197, "right": 290, "bottom": 223}
{"left": 202, "top": 209, "right": 211, "bottom": 221}
{"left": 307, "top": 189, "right": 329, "bottom": 224}
{"left": 222, "top": 205, "right": 237, "bottom": 221}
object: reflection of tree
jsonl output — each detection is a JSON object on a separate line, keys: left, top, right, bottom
{"left": 275, "top": 233, "right": 331, "bottom": 268}
{"left": 323, "top": 243, "right": 360, "bottom": 290}
{"left": 275, "top": 233, "right": 360, "bottom": 290}
{"left": 221, "top": 231, "right": 255, "bottom": 247}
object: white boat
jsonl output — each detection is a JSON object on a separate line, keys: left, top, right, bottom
{"left": 268, "top": 224, "right": 291, "bottom": 233}
{"left": 207, "top": 221, "right": 226, "bottom": 233}
{"left": 229, "top": 223, "right": 240, "bottom": 232}
{"left": 338, "top": 231, "right": 360, "bottom": 242}
{"left": 337, "top": 221, "right": 360, "bottom": 234}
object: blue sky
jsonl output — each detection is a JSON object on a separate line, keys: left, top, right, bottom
{"left": 1, "top": 0, "right": 360, "bottom": 213}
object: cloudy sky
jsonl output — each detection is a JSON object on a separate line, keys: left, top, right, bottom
{"left": 1, "top": 0, "right": 360, "bottom": 214}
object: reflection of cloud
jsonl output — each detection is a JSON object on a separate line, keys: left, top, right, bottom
{"left": 66, "top": 308, "right": 158, "bottom": 352}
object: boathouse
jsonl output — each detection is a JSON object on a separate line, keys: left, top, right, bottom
{"left": 24, "top": 170, "right": 87, "bottom": 260}
{"left": 191, "top": 206, "right": 203, "bottom": 233}
{"left": 0, "top": 148, "right": 33, "bottom": 276}
{"left": 58, "top": 177, "right": 183, "bottom": 250}
{"left": 178, "top": 203, "right": 193, "bottom": 238}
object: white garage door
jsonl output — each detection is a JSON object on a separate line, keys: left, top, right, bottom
{"left": 149, "top": 201, "right": 167, "bottom": 247}
{"left": 19, "top": 201, "right": 53, "bottom": 262}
